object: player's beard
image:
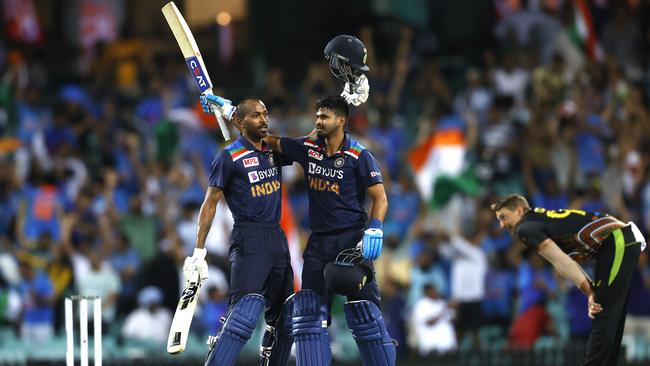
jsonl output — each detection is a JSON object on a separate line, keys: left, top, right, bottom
{"left": 316, "top": 123, "right": 335, "bottom": 138}
{"left": 244, "top": 123, "right": 268, "bottom": 141}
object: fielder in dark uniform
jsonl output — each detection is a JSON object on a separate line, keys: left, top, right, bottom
{"left": 492, "top": 195, "right": 646, "bottom": 366}
{"left": 184, "top": 99, "right": 295, "bottom": 366}
{"left": 262, "top": 96, "right": 395, "bottom": 366}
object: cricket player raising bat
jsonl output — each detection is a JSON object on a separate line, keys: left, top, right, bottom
{"left": 185, "top": 98, "right": 297, "bottom": 366}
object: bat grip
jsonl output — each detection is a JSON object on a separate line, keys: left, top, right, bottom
{"left": 205, "top": 90, "right": 231, "bottom": 141}
{"left": 190, "top": 270, "right": 201, "bottom": 284}
{"left": 214, "top": 111, "right": 231, "bottom": 141}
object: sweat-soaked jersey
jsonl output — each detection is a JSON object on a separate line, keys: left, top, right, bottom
{"left": 515, "top": 208, "right": 626, "bottom": 260}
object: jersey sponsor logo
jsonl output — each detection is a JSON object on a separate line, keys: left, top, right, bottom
{"left": 248, "top": 171, "right": 259, "bottom": 183}
{"left": 370, "top": 171, "right": 381, "bottom": 178}
{"left": 308, "top": 149, "right": 323, "bottom": 161}
{"left": 250, "top": 179, "right": 281, "bottom": 197}
{"left": 243, "top": 157, "right": 259, "bottom": 168}
{"left": 248, "top": 167, "right": 279, "bottom": 183}
{"left": 308, "top": 162, "right": 344, "bottom": 179}
{"left": 268, "top": 154, "right": 275, "bottom": 166}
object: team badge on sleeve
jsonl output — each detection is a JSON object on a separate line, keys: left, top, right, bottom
{"left": 334, "top": 157, "right": 345, "bottom": 168}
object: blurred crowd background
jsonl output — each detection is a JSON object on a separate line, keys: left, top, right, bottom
{"left": 1, "top": 0, "right": 650, "bottom": 365}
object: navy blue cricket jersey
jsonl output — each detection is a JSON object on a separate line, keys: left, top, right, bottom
{"left": 209, "top": 136, "right": 291, "bottom": 224}
{"left": 280, "top": 133, "right": 383, "bottom": 233}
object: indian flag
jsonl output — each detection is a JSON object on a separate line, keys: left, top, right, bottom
{"left": 407, "top": 127, "right": 466, "bottom": 204}
{"left": 281, "top": 190, "right": 302, "bottom": 292}
{"left": 571, "top": 0, "right": 603, "bottom": 61}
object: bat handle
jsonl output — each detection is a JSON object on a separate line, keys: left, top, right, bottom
{"left": 214, "top": 111, "right": 231, "bottom": 141}
{"left": 205, "top": 90, "right": 231, "bottom": 141}
{"left": 190, "top": 270, "right": 201, "bottom": 284}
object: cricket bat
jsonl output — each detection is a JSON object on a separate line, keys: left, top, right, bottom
{"left": 162, "top": 1, "right": 231, "bottom": 141}
{"left": 167, "top": 271, "right": 202, "bottom": 354}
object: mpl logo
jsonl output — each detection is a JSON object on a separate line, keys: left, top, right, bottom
{"left": 243, "top": 157, "right": 259, "bottom": 168}
{"left": 185, "top": 56, "right": 210, "bottom": 93}
{"left": 248, "top": 171, "right": 260, "bottom": 183}
{"left": 370, "top": 171, "right": 382, "bottom": 178}
{"left": 308, "top": 149, "right": 323, "bottom": 161}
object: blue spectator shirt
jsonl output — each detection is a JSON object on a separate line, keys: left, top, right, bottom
{"left": 280, "top": 133, "right": 383, "bottom": 233}
{"left": 19, "top": 270, "right": 55, "bottom": 324}
{"left": 209, "top": 136, "right": 290, "bottom": 224}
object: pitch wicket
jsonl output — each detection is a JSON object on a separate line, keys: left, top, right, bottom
{"left": 65, "top": 296, "right": 102, "bottom": 366}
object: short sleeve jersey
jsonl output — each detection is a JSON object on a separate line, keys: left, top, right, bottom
{"left": 280, "top": 133, "right": 383, "bottom": 233}
{"left": 515, "top": 208, "right": 624, "bottom": 260}
{"left": 209, "top": 136, "right": 291, "bottom": 224}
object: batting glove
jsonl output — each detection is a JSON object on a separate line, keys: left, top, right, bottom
{"left": 360, "top": 218, "right": 383, "bottom": 260}
{"left": 183, "top": 247, "right": 209, "bottom": 283}
{"left": 200, "top": 94, "right": 237, "bottom": 120}
{"left": 341, "top": 74, "right": 370, "bottom": 106}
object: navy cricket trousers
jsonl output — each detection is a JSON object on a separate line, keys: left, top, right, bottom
{"left": 228, "top": 222, "right": 294, "bottom": 324}
{"left": 301, "top": 226, "right": 381, "bottom": 312}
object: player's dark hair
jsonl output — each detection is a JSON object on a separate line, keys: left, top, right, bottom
{"left": 315, "top": 96, "right": 350, "bottom": 122}
{"left": 235, "top": 98, "right": 263, "bottom": 119}
{"left": 490, "top": 194, "right": 530, "bottom": 212}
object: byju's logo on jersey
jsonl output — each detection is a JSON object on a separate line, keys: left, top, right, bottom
{"left": 248, "top": 171, "right": 260, "bottom": 183}
{"left": 308, "top": 149, "right": 323, "bottom": 161}
{"left": 308, "top": 162, "right": 344, "bottom": 179}
{"left": 248, "top": 167, "right": 278, "bottom": 183}
{"left": 243, "top": 157, "right": 259, "bottom": 168}
{"left": 185, "top": 56, "right": 210, "bottom": 93}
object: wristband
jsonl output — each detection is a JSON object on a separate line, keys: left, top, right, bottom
{"left": 368, "top": 218, "right": 383, "bottom": 230}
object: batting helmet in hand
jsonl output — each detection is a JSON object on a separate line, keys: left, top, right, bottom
{"left": 324, "top": 248, "right": 374, "bottom": 297}
{"left": 324, "top": 35, "right": 369, "bottom": 86}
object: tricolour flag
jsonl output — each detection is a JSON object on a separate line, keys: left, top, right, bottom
{"left": 407, "top": 127, "right": 466, "bottom": 204}
{"left": 571, "top": 0, "right": 603, "bottom": 61}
